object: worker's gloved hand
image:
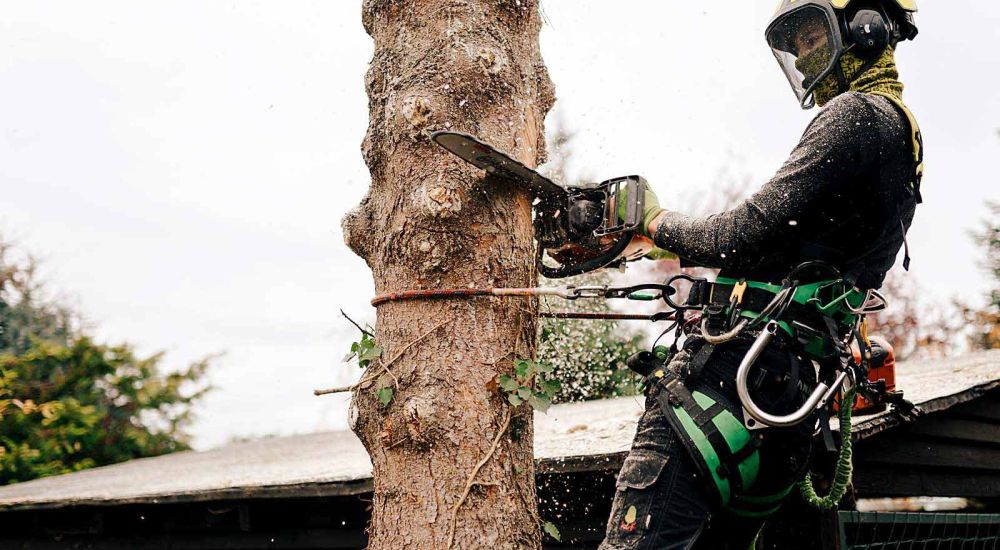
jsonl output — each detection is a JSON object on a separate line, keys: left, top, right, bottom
{"left": 645, "top": 246, "right": 677, "bottom": 261}
{"left": 617, "top": 185, "right": 665, "bottom": 239}
{"left": 640, "top": 187, "right": 666, "bottom": 239}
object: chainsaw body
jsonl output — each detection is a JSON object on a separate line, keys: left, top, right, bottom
{"left": 842, "top": 335, "right": 898, "bottom": 415}
{"left": 432, "top": 131, "right": 649, "bottom": 278}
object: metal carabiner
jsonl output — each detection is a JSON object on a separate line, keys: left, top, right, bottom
{"left": 736, "top": 321, "right": 847, "bottom": 430}
{"left": 566, "top": 285, "right": 609, "bottom": 300}
{"left": 845, "top": 288, "right": 889, "bottom": 314}
{"left": 604, "top": 283, "right": 675, "bottom": 301}
{"left": 663, "top": 274, "right": 710, "bottom": 311}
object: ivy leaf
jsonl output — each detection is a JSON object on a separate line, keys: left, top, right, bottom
{"left": 541, "top": 378, "right": 561, "bottom": 397}
{"left": 528, "top": 392, "right": 551, "bottom": 413}
{"left": 507, "top": 393, "right": 523, "bottom": 406}
{"left": 517, "top": 387, "right": 533, "bottom": 400}
{"left": 534, "top": 361, "right": 554, "bottom": 374}
{"left": 499, "top": 374, "right": 519, "bottom": 393}
{"left": 377, "top": 386, "right": 394, "bottom": 407}
{"left": 514, "top": 359, "right": 532, "bottom": 379}
{"left": 360, "top": 345, "right": 383, "bottom": 362}
{"left": 543, "top": 521, "right": 561, "bottom": 542}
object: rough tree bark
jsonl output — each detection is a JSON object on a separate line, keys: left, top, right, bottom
{"left": 342, "top": 1, "right": 554, "bottom": 548}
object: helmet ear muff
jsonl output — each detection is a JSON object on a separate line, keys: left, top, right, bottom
{"left": 848, "top": 9, "right": 891, "bottom": 55}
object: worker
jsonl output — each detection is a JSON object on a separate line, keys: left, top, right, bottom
{"left": 599, "top": 1, "right": 922, "bottom": 548}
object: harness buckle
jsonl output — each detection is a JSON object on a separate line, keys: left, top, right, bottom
{"left": 730, "top": 280, "right": 748, "bottom": 306}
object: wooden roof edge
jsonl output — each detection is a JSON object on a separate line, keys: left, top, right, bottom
{"left": 852, "top": 378, "right": 1000, "bottom": 441}
{"left": 0, "top": 478, "right": 375, "bottom": 513}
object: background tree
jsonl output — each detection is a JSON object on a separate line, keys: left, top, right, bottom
{"left": 959, "top": 201, "right": 1000, "bottom": 350}
{"left": 340, "top": 2, "right": 555, "bottom": 548}
{"left": 866, "top": 271, "right": 957, "bottom": 360}
{"left": 0, "top": 237, "right": 212, "bottom": 485}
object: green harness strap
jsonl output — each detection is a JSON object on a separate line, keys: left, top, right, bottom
{"left": 654, "top": 371, "right": 761, "bottom": 510}
{"left": 713, "top": 276, "right": 865, "bottom": 358}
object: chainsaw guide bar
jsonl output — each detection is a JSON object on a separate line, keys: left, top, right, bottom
{"left": 431, "top": 131, "right": 568, "bottom": 200}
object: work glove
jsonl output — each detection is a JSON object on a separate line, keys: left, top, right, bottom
{"left": 617, "top": 185, "right": 665, "bottom": 239}
{"left": 640, "top": 186, "right": 666, "bottom": 239}
{"left": 645, "top": 246, "right": 677, "bottom": 261}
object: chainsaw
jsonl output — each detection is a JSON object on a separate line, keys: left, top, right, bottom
{"left": 432, "top": 131, "right": 652, "bottom": 278}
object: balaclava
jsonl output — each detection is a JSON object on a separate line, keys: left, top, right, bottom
{"left": 813, "top": 46, "right": 904, "bottom": 106}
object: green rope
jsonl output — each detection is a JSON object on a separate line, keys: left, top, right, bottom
{"left": 799, "top": 387, "right": 857, "bottom": 510}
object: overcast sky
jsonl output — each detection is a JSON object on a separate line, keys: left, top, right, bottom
{"left": 2, "top": 2, "right": 997, "bottom": 449}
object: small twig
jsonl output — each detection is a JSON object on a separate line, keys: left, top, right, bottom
{"left": 445, "top": 407, "right": 513, "bottom": 550}
{"left": 374, "top": 318, "right": 448, "bottom": 389}
{"left": 386, "top": 435, "right": 411, "bottom": 450}
{"left": 313, "top": 319, "right": 451, "bottom": 396}
{"left": 314, "top": 385, "right": 353, "bottom": 396}
{"left": 341, "top": 309, "right": 374, "bottom": 338}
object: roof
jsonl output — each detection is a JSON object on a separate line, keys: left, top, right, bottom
{"left": 1, "top": 349, "right": 998, "bottom": 511}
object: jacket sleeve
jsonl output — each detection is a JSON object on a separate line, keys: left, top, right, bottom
{"left": 652, "top": 93, "right": 880, "bottom": 271}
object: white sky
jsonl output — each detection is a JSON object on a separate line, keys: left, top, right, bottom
{"left": 2, "top": 2, "right": 997, "bottom": 449}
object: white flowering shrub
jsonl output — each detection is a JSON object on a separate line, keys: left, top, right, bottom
{"left": 537, "top": 271, "right": 646, "bottom": 403}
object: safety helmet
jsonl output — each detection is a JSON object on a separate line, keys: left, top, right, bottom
{"left": 766, "top": 0, "right": 918, "bottom": 108}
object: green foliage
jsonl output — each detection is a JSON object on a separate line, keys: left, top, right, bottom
{"left": 963, "top": 202, "right": 1000, "bottom": 350}
{"left": 542, "top": 521, "right": 562, "bottom": 542}
{"left": 499, "top": 359, "right": 560, "bottom": 413}
{"left": 342, "top": 329, "right": 392, "bottom": 406}
{"left": 0, "top": 237, "right": 213, "bottom": 485}
{"left": 343, "top": 332, "right": 382, "bottom": 369}
{"left": 537, "top": 272, "right": 646, "bottom": 403}
{"left": 376, "top": 386, "right": 393, "bottom": 407}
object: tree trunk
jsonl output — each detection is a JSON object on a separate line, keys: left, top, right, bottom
{"left": 342, "top": 1, "right": 554, "bottom": 548}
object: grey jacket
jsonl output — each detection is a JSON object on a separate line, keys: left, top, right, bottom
{"left": 653, "top": 92, "right": 919, "bottom": 289}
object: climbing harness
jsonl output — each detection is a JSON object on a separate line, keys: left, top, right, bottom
{"left": 623, "top": 261, "right": 912, "bottom": 514}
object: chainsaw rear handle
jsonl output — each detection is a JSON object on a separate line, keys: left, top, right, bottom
{"left": 736, "top": 320, "right": 844, "bottom": 429}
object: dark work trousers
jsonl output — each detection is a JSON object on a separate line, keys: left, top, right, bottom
{"left": 599, "top": 337, "right": 816, "bottom": 550}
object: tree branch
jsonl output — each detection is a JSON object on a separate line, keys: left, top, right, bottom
{"left": 313, "top": 319, "right": 451, "bottom": 396}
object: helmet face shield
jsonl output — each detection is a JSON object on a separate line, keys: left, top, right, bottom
{"left": 766, "top": 4, "right": 843, "bottom": 107}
